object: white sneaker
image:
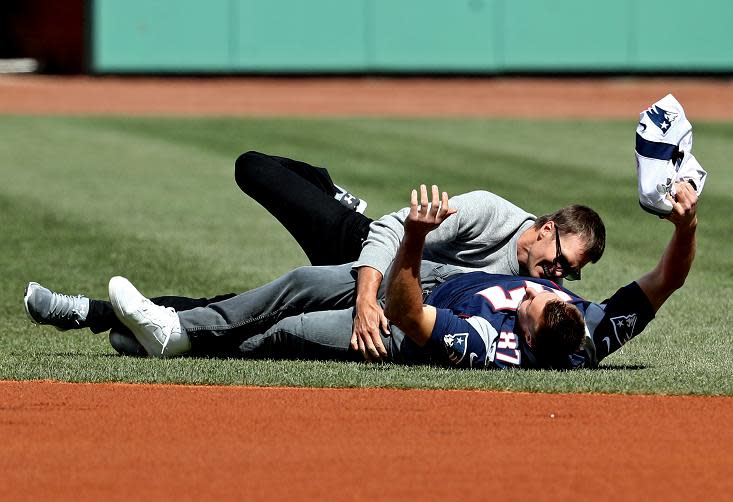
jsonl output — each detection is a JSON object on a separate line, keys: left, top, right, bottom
{"left": 334, "top": 184, "right": 367, "bottom": 214}
{"left": 108, "top": 276, "right": 190, "bottom": 358}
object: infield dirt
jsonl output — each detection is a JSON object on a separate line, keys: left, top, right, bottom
{"left": 2, "top": 380, "right": 732, "bottom": 501}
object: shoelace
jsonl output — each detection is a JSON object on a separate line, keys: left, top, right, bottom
{"left": 139, "top": 300, "right": 176, "bottom": 322}
{"left": 49, "top": 293, "right": 85, "bottom": 324}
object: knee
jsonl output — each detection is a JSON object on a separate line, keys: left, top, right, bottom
{"left": 287, "top": 266, "right": 319, "bottom": 289}
{"left": 234, "top": 150, "right": 264, "bottom": 190}
{"left": 287, "top": 264, "right": 354, "bottom": 296}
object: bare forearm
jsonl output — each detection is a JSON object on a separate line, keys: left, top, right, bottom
{"left": 638, "top": 219, "right": 697, "bottom": 312}
{"left": 637, "top": 181, "right": 699, "bottom": 312}
{"left": 385, "top": 185, "right": 455, "bottom": 346}
{"left": 356, "top": 266, "right": 383, "bottom": 306}
{"left": 385, "top": 234, "right": 434, "bottom": 346}
{"left": 663, "top": 219, "right": 697, "bottom": 288}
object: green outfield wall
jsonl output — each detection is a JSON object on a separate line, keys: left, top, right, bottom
{"left": 90, "top": 0, "right": 733, "bottom": 73}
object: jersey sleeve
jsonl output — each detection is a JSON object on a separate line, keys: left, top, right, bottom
{"left": 572, "top": 282, "right": 656, "bottom": 368}
{"left": 427, "top": 308, "right": 503, "bottom": 369}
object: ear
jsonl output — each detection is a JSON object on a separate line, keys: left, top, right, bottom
{"left": 539, "top": 220, "right": 555, "bottom": 239}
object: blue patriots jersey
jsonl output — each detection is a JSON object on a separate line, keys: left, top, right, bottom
{"left": 406, "top": 272, "right": 655, "bottom": 370}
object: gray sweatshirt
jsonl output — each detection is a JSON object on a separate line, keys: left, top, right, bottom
{"left": 353, "top": 190, "right": 536, "bottom": 276}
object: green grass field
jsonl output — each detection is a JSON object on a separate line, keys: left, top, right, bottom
{"left": 1, "top": 115, "right": 731, "bottom": 394}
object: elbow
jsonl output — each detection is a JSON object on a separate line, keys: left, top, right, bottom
{"left": 383, "top": 301, "right": 401, "bottom": 326}
{"left": 666, "top": 275, "right": 687, "bottom": 293}
{"left": 384, "top": 301, "right": 421, "bottom": 334}
{"left": 661, "top": 266, "right": 689, "bottom": 292}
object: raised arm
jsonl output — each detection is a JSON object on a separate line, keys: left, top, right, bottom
{"left": 574, "top": 182, "right": 699, "bottom": 369}
{"left": 350, "top": 190, "right": 469, "bottom": 360}
{"left": 384, "top": 185, "right": 456, "bottom": 346}
{"left": 636, "top": 181, "right": 698, "bottom": 312}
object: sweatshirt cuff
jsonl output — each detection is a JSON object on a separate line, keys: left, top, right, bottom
{"left": 352, "top": 249, "right": 391, "bottom": 277}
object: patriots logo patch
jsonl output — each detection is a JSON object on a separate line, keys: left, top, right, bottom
{"left": 443, "top": 333, "right": 469, "bottom": 364}
{"left": 646, "top": 106, "right": 678, "bottom": 135}
{"left": 610, "top": 314, "right": 637, "bottom": 345}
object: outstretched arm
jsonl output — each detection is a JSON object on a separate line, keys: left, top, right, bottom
{"left": 636, "top": 181, "right": 698, "bottom": 312}
{"left": 384, "top": 185, "right": 456, "bottom": 346}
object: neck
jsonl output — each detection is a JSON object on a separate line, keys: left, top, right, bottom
{"left": 516, "top": 226, "right": 538, "bottom": 271}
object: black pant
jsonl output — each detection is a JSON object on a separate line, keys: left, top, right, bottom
{"left": 234, "top": 151, "right": 372, "bottom": 265}
{"left": 88, "top": 151, "right": 373, "bottom": 334}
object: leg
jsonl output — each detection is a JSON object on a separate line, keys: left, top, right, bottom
{"left": 238, "top": 308, "right": 361, "bottom": 361}
{"left": 182, "top": 261, "right": 460, "bottom": 354}
{"left": 23, "top": 281, "right": 235, "bottom": 334}
{"left": 240, "top": 309, "right": 423, "bottom": 364}
{"left": 236, "top": 262, "right": 465, "bottom": 361}
{"left": 235, "top": 151, "right": 372, "bottom": 265}
{"left": 106, "top": 262, "right": 462, "bottom": 358}
{"left": 86, "top": 293, "right": 237, "bottom": 334}
{"left": 177, "top": 262, "right": 359, "bottom": 349}
{"left": 108, "top": 266, "right": 360, "bottom": 358}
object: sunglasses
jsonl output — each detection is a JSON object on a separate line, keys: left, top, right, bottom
{"left": 554, "top": 226, "right": 581, "bottom": 281}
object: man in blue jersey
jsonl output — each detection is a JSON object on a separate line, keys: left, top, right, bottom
{"left": 382, "top": 181, "right": 698, "bottom": 369}
{"left": 96, "top": 180, "right": 696, "bottom": 369}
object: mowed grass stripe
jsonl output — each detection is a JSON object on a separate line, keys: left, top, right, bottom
{"left": 0, "top": 116, "right": 731, "bottom": 394}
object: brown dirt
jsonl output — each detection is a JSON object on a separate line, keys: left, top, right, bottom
{"left": 3, "top": 76, "right": 732, "bottom": 500}
{"left": 1, "top": 75, "right": 732, "bottom": 119}
{"left": 1, "top": 381, "right": 731, "bottom": 501}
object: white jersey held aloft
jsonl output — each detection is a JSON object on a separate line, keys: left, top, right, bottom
{"left": 635, "top": 93, "right": 707, "bottom": 216}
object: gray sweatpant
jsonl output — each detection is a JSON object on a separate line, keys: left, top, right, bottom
{"left": 177, "top": 261, "right": 461, "bottom": 359}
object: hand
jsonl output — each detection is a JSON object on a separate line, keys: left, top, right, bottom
{"left": 405, "top": 184, "right": 457, "bottom": 237}
{"left": 666, "top": 181, "right": 698, "bottom": 230}
{"left": 350, "top": 298, "right": 390, "bottom": 362}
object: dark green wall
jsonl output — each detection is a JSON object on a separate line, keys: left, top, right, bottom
{"left": 91, "top": 0, "right": 733, "bottom": 73}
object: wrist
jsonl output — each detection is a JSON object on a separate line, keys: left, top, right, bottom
{"left": 676, "top": 216, "right": 698, "bottom": 233}
{"left": 401, "top": 233, "right": 427, "bottom": 250}
{"left": 356, "top": 293, "right": 377, "bottom": 307}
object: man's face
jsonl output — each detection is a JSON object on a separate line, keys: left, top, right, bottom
{"left": 517, "top": 288, "right": 560, "bottom": 347}
{"left": 527, "top": 222, "right": 588, "bottom": 280}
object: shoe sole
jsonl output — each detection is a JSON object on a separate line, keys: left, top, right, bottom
{"left": 23, "top": 282, "right": 40, "bottom": 325}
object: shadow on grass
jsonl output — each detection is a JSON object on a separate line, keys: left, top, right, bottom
{"left": 595, "top": 364, "right": 648, "bottom": 371}
{"left": 22, "top": 352, "right": 649, "bottom": 372}
{"left": 9, "top": 352, "right": 119, "bottom": 358}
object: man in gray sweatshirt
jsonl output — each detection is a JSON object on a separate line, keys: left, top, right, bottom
{"left": 231, "top": 153, "right": 604, "bottom": 361}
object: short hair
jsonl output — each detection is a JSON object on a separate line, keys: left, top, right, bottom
{"left": 532, "top": 300, "right": 586, "bottom": 368}
{"left": 534, "top": 205, "right": 606, "bottom": 263}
